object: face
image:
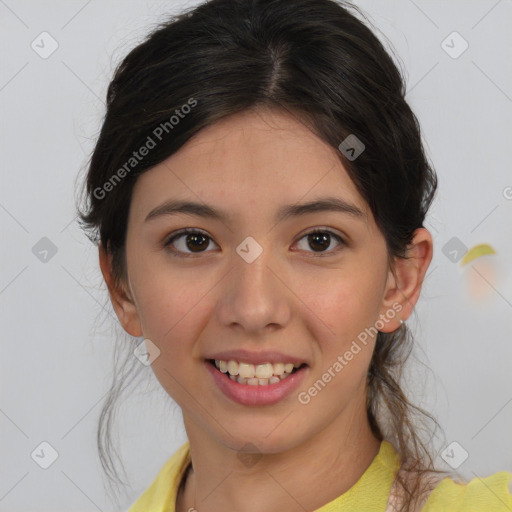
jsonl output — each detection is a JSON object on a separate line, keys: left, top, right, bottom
{"left": 115, "top": 108, "right": 405, "bottom": 453}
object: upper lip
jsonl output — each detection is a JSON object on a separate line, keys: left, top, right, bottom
{"left": 205, "top": 349, "right": 307, "bottom": 366}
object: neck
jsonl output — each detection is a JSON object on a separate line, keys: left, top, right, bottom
{"left": 176, "top": 402, "right": 381, "bottom": 512}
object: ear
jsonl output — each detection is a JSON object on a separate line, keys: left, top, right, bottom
{"left": 99, "top": 243, "right": 143, "bottom": 337}
{"left": 378, "top": 227, "right": 433, "bottom": 332}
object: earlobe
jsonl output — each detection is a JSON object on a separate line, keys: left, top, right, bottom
{"left": 98, "top": 243, "right": 143, "bottom": 337}
{"left": 378, "top": 228, "right": 433, "bottom": 333}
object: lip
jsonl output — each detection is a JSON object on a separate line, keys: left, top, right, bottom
{"left": 205, "top": 359, "right": 308, "bottom": 406}
{"left": 205, "top": 349, "right": 307, "bottom": 366}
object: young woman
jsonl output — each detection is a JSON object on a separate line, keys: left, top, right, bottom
{"left": 78, "top": 0, "right": 512, "bottom": 510}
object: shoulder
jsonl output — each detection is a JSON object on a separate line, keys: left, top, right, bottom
{"left": 422, "top": 471, "right": 512, "bottom": 512}
{"left": 128, "top": 441, "right": 191, "bottom": 512}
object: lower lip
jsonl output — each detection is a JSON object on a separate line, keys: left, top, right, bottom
{"left": 205, "top": 361, "right": 308, "bottom": 406}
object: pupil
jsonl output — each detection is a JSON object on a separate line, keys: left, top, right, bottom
{"left": 309, "top": 233, "right": 329, "bottom": 251}
{"left": 186, "top": 233, "right": 208, "bottom": 252}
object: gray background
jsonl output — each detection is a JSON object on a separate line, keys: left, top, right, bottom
{"left": 1, "top": 0, "right": 511, "bottom": 511}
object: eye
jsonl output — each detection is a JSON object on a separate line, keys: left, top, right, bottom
{"left": 294, "top": 229, "right": 345, "bottom": 255}
{"left": 163, "top": 227, "right": 345, "bottom": 257}
{"left": 164, "top": 228, "right": 218, "bottom": 257}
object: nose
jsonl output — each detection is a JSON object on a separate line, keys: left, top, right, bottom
{"left": 216, "top": 248, "right": 292, "bottom": 335}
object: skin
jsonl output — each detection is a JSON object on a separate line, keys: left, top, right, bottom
{"left": 100, "top": 107, "right": 433, "bottom": 512}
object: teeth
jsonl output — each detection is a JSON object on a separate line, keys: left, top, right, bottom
{"left": 227, "top": 360, "right": 238, "bottom": 376}
{"left": 273, "top": 363, "right": 284, "bottom": 376}
{"left": 212, "top": 359, "right": 303, "bottom": 386}
{"left": 255, "top": 363, "right": 273, "bottom": 379}
{"left": 238, "top": 363, "right": 255, "bottom": 379}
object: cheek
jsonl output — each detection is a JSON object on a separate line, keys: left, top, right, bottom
{"left": 299, "top": 275, "right": 380, "bottom": 414}
{"left": 301, "top": 265, "right": 385, "bottom": 345}
{"left": 129, "top": 267, "right": 214, "bottom": 400}
{"left": 129, "top": 258, "right": 211, "bottom": 351}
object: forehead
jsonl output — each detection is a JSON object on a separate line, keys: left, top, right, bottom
{"left": 130, "top": 108, "right": 371, "bottom": 225}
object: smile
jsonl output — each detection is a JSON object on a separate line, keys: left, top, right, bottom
{"left": 210, "top": 359, "right": 304, "bottom": 386}
{"left": 205, "top": 358, "right": 308, "bottom": 406}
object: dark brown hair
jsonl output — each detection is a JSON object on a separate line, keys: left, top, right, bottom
{"left": 78, "top": 0, "right": 449, "bottom": 509}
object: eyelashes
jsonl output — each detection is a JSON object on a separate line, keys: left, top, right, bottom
{"left": 293, "top": 229, "right": 345, "bottom": 254}
{"left": 164, "top": 228, "right": 218, "bottom": 256}
{"left": 163, "top": 227, "right": 346, "bottom": 258}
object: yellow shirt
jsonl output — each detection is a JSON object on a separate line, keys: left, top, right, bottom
{"left": 128, "top": 440, "right": 512, "bottom": 511}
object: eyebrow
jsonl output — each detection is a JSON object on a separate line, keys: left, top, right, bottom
{"left": 144, "top": 197, "right": 366, "bottom": 224}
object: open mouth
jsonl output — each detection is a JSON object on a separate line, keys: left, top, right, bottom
{"left": 207, "top": 359, "right": 307, "bottom": 386}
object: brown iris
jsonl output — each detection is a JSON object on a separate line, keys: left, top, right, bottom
{"left": 307, "top": 232, "right": 331, "bottom": 252}
{"left": 185, "top": 233, "right": 209, "bottom": 252}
